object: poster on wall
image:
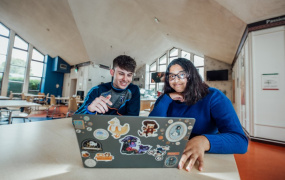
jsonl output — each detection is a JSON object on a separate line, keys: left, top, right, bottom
{"left": 261, "top": 73, "right": 279, "bottom": 90}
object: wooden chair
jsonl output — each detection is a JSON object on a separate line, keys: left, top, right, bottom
{"left": 9, "top": 91, "right": 21, "bottom": 100}
{"left": 66, "top": 97, "right": 78, "bottom": 117}
{"left": 46, "top": 95, "right": 61, "bottom": 118}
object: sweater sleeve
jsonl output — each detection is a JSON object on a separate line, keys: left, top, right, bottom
{"left": 149, "top": 94, "right": 173, "bottom": 117}
{"left": 203, "top": 92, "right": 248, "bottom": 154}
{"left": 75, "top": 86, "right": 99, "bottom": 114}
{"left": 125, "top": 86, "right": 141, "bottom": 116}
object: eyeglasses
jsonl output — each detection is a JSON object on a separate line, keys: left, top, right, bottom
{"left": 168, "top": 71, "right": 188, "bottom": 81}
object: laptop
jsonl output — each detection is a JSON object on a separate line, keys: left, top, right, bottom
{"left": 72, "top": 114, "right": 195, "bottom": 168}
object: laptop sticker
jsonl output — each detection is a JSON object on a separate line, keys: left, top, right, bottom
{"left": 165, "top": 122, "right": 188, "bottom": 142}
{"left": 95, "top": 152, "right": 114, "bottom": 162}
{"left": 147, "top": 145, "right": 170, "bottom": 161}
{"left": 87, "top": 122, "right": 93, "bottom": 126}
{"left": 94, "top": 129, "right": 109, "bottom": 140}
{"left": 81, "top": 151, "right": 90, "bottom": 158}
{"left": 164, "top": 156, "right": 178, "bottom": 167}
{"left": 119, "top": 135, "right": 152, "bottom": 155}
{"left": 138, "top": 120, "right": 159, "bottom": 137}
{"left": 84, "top": 159, "right": 96, "bottom": 167}
{"left": 73, "top": 120, "right": 85, "bottom": 129}
{"left": 83, "top": 116, "right": 90, "bottom": 121}
{"left": 86, "top": 127, "right": 92, "bottom": 131}
{"left": 81, "top": 139, "right": 102, "bottom": 151}
{"left": 75, "top": 129, "right": 81, "bottom": 133}
{"left": 107, "top": 117, "right": 130, "bottom": 139}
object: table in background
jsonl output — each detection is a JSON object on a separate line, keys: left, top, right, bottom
{"left": 0, "top": 96, "right": 9, "bottom": 100}
{"left": 0, "top": 118, "right": 240, "bottom": 180}
{"left": 0, "top": 100, "right": 41, "bottom": 124}
{"left": 140, "top": 99, "right": 156, "bottom": 111}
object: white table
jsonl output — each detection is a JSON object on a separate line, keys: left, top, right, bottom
{"left": 0, "top": 96, "right": 9, "bottom": 100}
{"left": 0, "top": 100, "right": 41, "bottom": 124}
{"left": 0, "top": 100, "right": 41, "bottom": 108}
{"left": 0, "top": 118, "right": 240, "bottom": 180}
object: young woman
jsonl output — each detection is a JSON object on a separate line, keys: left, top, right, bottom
{"left": 149, "top": 58, "right": 248, "bottom": 172}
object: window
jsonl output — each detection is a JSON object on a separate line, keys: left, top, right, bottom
{"left": 169, "top": 48, "right": 178, "bottom": 62}
{"left": 194, "top": 55, "right": 204, "bottom": 80}
{"left": 149, "top": 62, "right": 156, "bottom": 89}
{"left": 158, "top": 54, "right": 167, "bottom": 72}
{"left": 29, "top": 48, "right": 44, "bottom": 94}
{"left": 148, "top": 47, "right": 205, "bottom": 94}
{"left": 8, "top": 35, "right": 28, "bottom": 94}
{"left": 181, "top": 50, "right": 190, "bottom": 60}
{"left": 0, "top": 23, "right": 10, "bottom": 94}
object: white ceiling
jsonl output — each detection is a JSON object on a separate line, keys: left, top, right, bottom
{"left": 0, "top": 0, "right": 284, "bottom": 69}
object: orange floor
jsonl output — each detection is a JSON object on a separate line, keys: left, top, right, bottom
{"left": 23, "top": 107, "right": 285, "bottom": 179}
{"left": 234, "top": 140, "right": 285, "bottom": 180}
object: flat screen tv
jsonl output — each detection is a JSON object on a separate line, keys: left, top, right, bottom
{"left": 206, "top": 70, "right": 228, "bottom": 81}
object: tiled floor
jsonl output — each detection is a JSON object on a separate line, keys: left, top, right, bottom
{"left": 1, "top": 106, "right": 285, "bottom": 179}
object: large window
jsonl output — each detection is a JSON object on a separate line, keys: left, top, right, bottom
{"left": 149, "top": 62, "right": 156, "bottom": 90}
{"left": 169, "top": 48, "right": 178, "bottom": 62}
{"left": 0, "top": 23, "right": 10, "bottom": 95}
{"left": 8, "top": 35, "right": 28, "bottom": 94}
{"left": 194, "top": 55, "right": 204, "bottom": 80}
{"left": 29, "top": 48, "right": 44, "bottom": 94}
{"left": 148, "top": 47, "right": 205, "bottom": 94}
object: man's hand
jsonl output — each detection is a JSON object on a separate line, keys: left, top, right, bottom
{"left": 87, "top": 95, "right": 113, "bottom": 114}
{"left": 178, "top": 136, "right": 210, "bottom": 172}
{"left": 168, "top": 92, "right": 184, "bottom": 102}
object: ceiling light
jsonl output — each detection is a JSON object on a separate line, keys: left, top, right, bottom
{"left": 154, "top": 17, "right": 159, "bottom": 23}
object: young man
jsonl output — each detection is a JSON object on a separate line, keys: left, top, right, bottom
{"left": 75, "top": 55, "right": 140, "bottom": 116}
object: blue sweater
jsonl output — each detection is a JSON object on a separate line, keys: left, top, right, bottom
{"left": 75, "top": 82, "right": 140, "bottom": 116}
{"left": 149, "top": 87, "right": 248, "bottom": 154}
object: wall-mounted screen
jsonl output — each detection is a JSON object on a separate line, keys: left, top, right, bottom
{"left": 206, "top": 70, "right": 228, "bottom": 81}
{"left": 151, "top": 72, "right": 165, "bottom": 83}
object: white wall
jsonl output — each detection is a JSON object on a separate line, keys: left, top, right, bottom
{"left": 62, "top": 63, "right": 112, "bottom": 98}
{"left": 204, "top": 56, "right": 233, "bottom": 101}
{"left": 251, "top": 26, "right": 285, "bottom": 141}
{"left": 233, "top": 25, "right": 285, "bottom": 142}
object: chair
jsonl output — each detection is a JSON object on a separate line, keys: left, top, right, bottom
{"left": 11, "top": 98, "right": 33, "bottom": 123}
{"left": 9, "top": 91, "right": 21, "bottom": 100}
{"left": 66, "top": 97, "right": 78, "bottom": 117}
{"left": 21, "top": 93, "right": 26, "bottom": 100}
{"left": 11, "top": 107, "right": 32, "bottom": 123}
{"left": 46, "top": 95, "right": 61, "bottom": 118}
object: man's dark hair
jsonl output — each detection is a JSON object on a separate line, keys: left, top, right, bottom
{"left": 163, "top": 58, "right": 209, "bottom": 105}
{"left": 113, "top": 55, "right": 136, "bottom": 73}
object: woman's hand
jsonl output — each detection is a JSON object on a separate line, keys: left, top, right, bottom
{"left": 168, "top": 92, "right": 184, "bottom": 102}
{"left": 178, "top": 136, "right": 210, "bottom": 171}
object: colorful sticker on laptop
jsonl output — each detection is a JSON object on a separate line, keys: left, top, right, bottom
{"left": 83, "top": 116, "right": 90, "bottom": 121}
{"left": 73, "top": 120, "right": 85, "bottom": 129}
{"left": 94, "top": 129, "right": 109, "bottom": 140}
{"left": 147, "top": 145, "right": 170, "bottom": 161}
{"left": 138, "top": 119, "right": 159, "bottom": 137}
{"left": 119, "top": 135, "right": 152, "bottom": 155}
{"left": 107, "top": 117, "right": 130, "bottom": 139}
{"left": 81, "top": 151, "right": 90, "bottom": 158}
{"left": 165, "top": 122, "right": 188, "bottom": 142}
{"left": 94, "top": 152, "right": 114, "bottom": 161}
{"left": 87, "top": 122, "right": 93, "bottom": 126}
{"left": 164, "top": 156, "right": 178, "bottom": 167}
{"left": 168, "top": 119, "right": 173, "bottom": 124}
{"left": 75, "top": 129, "right": 81, "bottom": 133}
{"left": 86, "top": 127, "right": 92, "bottom": 131}
{"left": 81, "top": 139, "right": 102, "bottom": 151}
{"left": 84, "top": 159, "right": 96, "bottom": 167}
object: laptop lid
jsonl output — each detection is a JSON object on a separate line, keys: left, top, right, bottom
{"left": 72, "top": 114, "right": 195, "bottom": 168}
